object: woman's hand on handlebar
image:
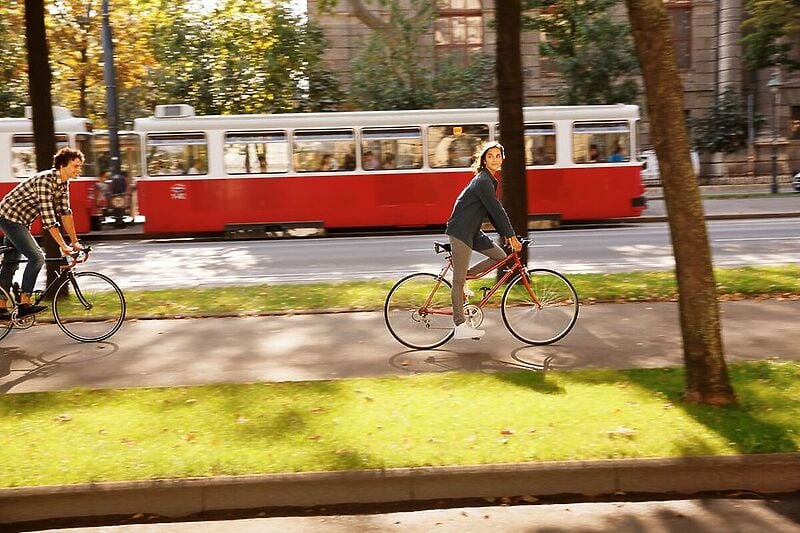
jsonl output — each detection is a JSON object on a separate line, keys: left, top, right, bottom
{"left": 506, "top": 235, "right": 523, "bottom": 253}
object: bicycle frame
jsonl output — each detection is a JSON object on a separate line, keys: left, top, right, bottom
{"left": 421, "top": 243, "right": 542, "bottom": 317}
{"left": 0, "top": 248, "right": 85, "bottom": 307}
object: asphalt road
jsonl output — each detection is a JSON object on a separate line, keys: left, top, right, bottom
{"left": 64, "top": 215, "right": 800, "bottom": 289}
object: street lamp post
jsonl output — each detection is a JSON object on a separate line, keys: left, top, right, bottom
{"left": 768, "top": 73, "right": 783, "bottom": 194}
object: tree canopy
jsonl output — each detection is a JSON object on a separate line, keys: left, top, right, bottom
{"left": 345, "top": 0, "right": 496, "bottom": 110}
{"left": 0, "top": 0, "right": 340, "bottom": 124}
{"left": 742, "top": 0, "right": 800, "bottom": 69}
{"left": 522, "top": 0, "right": 640, "bottom": 105}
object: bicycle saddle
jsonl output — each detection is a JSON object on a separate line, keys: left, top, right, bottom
{"left": 434, "top": 242, "right": 451, "bottom": 254}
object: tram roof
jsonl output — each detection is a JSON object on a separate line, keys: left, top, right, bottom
{"left": 133, "top": 104, "right": 639, "bottom": 132}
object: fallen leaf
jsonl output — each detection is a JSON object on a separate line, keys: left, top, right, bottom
{"left": 607, "top": 426, "right": 637, "bottom": 439}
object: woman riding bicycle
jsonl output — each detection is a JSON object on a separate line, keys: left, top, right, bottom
{"left": 445, "top": 141, "right": 522, "bottom": 340}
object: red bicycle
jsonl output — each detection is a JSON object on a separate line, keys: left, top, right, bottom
{"left": 384, "top": 238, "right": 579, "bottom": 349}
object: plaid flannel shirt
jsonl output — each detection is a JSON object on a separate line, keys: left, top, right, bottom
{"left": 0, "top": 168, "right": 72, "bottom": 230}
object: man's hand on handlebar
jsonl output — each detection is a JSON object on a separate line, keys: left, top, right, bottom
{"left": 59, "top": 243, "right": 74, "bottom": 256}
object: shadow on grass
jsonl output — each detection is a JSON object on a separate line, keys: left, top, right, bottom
{"left": 563, "top": 361, "right": 799, "bottom": 455}
{"left": 490, "top": 369, "right": 564, "bottom": 395}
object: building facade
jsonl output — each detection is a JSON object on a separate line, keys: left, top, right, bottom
{"left": 308, "top": 0, "right": 799, "bottom": 180}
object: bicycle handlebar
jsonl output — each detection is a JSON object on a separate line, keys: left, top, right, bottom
{"left": 62, "top": 245, "right": 92, "bottom": 270}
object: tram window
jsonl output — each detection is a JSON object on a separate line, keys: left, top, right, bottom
{"left": 497, "top": 123, "right": 557, "bottom": 166}
{"left": 360, "top": 127, "right": 422, "bottom": 171}
{"left": 224, "top": 131, "right": 289, "bottom": 174}
{"left": 76, "top": 134, "right": 95, "bottom": 176}
{"left": 11, "top": 134, "right": 68, "bottom": 178}
{"left": 293, "top": 129, "right": 355, "bottom": 173}
{"left": 573, "top": 121, "right": 631, "bottom": 164}
{"left": 146, "top": 132, "right": 207, "bottom": 176}
{"left": 428, "top": 124, "right": 489, "bottom": 168}
{"left": 92, "top": 133, "right": 142, "bottom": 178}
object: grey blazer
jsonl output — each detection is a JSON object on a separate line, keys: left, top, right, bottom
{"left": 445, "top": 169, "right": 515, "bottom": 251}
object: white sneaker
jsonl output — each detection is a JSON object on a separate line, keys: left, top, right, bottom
{"left": 453, "top": 323, "right": 485, "bottom": 340}
{"left": 464, "top": 286, "right": 474, "bottom": 298}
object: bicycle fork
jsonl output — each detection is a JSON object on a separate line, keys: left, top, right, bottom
{"left": 63, "top": 272, "right": 94, "bottom": 311}
{"left": 518, "top": 265, "right": 544, "bottom": 309}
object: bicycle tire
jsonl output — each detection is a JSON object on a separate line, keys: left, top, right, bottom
{"left": 0, "top": 285, "right": 14, "bottom": 342}
{"left": 52, "top": 271, "right": 126, "bottom": 342}
{"left": 384, "top": 272, "right": 454, "bottom": 350}
{"left": 501, "top": 269, "right": 579, "bottom": 345}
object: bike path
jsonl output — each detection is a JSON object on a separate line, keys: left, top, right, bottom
{"left": 0, "top": 299, "right": 797, "bottom": 394}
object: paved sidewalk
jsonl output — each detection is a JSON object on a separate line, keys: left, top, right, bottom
{"left": 28, "top": 496, "right": 800, "bottom": 533}
{"left": 0, "top": 299, "right": 797, "bottom": 393}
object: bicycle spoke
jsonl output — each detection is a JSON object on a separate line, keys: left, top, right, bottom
{"left": 502, "top": 269, "right": 579, "bottom": 345}
{"left": 384, "top": 273, "right": 454, "bottom": 349}
{"left": 53, "top": 272, "right": 126, "bottom": 342}
{"left": 0, "top": 286, "right": 14, "bottom": 342}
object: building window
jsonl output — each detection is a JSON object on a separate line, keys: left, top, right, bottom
{"left": 434, "top": 0, "right": 483, "bottom": 67}
{"left": 666, "top": 2, "right": 692, "bottom": 70}
{"left": 791, "top": 106, "right": 800, "bottom": 140}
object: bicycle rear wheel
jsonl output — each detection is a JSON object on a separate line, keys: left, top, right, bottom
{"left": 384, "top": 273, "right": 454, "bottom": 350}
{"left": 53, "top": 272, "right": 126, "bottom": 342}
{"left": 501, "top": 269, "right": 579, "bottom": 345}
{"left": 0, "top": 286, "right": 14, "bottom": 342}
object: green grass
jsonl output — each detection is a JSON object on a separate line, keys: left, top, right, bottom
{"left": 119, "top": 265, "right": 800, "bottom": 317}
{"left": 0, "top": 361, "right": 797, "bottom": 488}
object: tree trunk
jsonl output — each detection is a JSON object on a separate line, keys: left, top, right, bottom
{"left": 624, "top": 0, "right": 736, "bottom": 405}
{"left": 496, "top": 0, "right": 528, "bottom": 265}
{"left": 24, "top": 0, "right": 60, "bottom": 287}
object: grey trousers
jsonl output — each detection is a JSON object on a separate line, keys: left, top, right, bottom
{"left": 448, "top": 236, "right": 507, "bottom": 325}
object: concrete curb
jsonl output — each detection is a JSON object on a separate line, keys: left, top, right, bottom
{"left": 600, "top": 211, "right": 800, "bottom": 225}
{"left": 2, "top": 453, "right": 799, "bottom": 524}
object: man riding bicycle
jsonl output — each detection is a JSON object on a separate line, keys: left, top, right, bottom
{"left": 0, "top": 147, "right": 84, "bottom": 319}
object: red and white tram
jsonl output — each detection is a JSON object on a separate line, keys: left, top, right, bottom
{"left": 0, "top": 107, "right": 98, "bottom": 234}
{"left": 133, "top": 104, "right": 646, "bottom": 235}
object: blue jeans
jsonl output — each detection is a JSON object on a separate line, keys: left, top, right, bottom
{"left": 0, "top": 217, "right": 45, "bottom": 297}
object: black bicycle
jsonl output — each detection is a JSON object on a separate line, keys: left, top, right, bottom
{"left": 0, "top": 245, "right": 126, "bottom": 342}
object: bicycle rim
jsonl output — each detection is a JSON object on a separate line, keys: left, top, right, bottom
{"left": 0, "top": 286, "right": 14, "bottom": 342}
{"left": 53, "top": 272, "right": 126, "bottom": 342}
{"left": 501, "top": 269, "right": 579, "bottom": 345}
{"left": 384, "top": 273, "right": 454, "bottom": 349}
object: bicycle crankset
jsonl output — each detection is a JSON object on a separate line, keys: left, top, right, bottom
{"left": 464, "top": 304, "right": 483, "bottom": 328}
{"left": 10, "top": 309, "right": 35, "bottom": 329}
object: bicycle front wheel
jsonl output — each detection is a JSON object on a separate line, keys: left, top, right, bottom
{"left": 53, "top": 272, "right": 126, "bottom": 342}
{"left": 501, "top": 269, "right": 579, "bottom": 345}
{"left": 384, "top": 273, "right": 454, "bottom": 350}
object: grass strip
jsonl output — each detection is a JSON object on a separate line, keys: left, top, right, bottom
{"left": 0, "top": 361, "right": 797, "bottom": 488}
{"left": 121, "top": 265, "right": 800, "bottom": 317}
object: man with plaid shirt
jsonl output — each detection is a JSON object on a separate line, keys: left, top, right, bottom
{"left": 0, "top": 147, "right": 84, "bottom": 319}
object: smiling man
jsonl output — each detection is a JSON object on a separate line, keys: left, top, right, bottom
{"left": 0, "top": 147, "right": 85, "bottom": 318}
